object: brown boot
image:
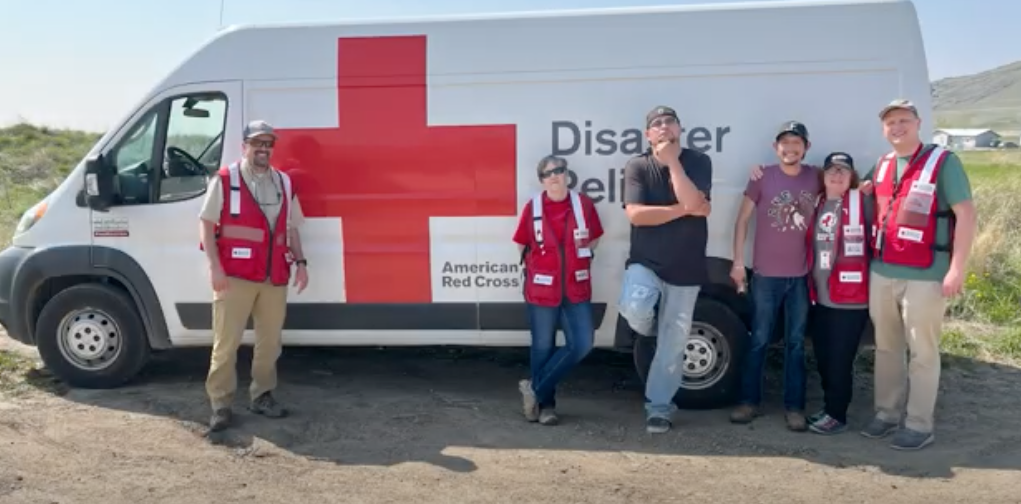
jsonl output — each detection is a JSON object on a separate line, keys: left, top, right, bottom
{"left": 785, "top": 411, "right": 807, "bottom": 432}
{"left": 729, "top": 404, "right": 761, "bottom": 424}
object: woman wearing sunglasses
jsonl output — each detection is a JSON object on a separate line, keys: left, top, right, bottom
{"left": 804, "top": 152, "right": 873, "bottom": 435}
{"left": 512, "top": 155, "right": 605, "bottom": 425}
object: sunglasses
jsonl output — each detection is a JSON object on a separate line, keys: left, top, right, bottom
{"left": 540, "top": 165, "right": 567, "bottom": 179}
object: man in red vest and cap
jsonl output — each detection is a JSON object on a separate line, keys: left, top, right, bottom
{"left": 859, "top": 99, "right": 976, "bottom": 450}
{"left": 199, "top": 119, "right": 310, "bottom": 432}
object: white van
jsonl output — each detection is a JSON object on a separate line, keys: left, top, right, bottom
{"left": 0, "top": 0, "right": 931, "bottom": 409}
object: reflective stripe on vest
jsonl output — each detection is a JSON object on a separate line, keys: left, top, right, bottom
{"left": 873, "top": 146, "right": 944, "bottom": 251}
{"left": 848, "top": 188, "right": 861, "bottom": 229}
{"left": 227, "top": 162, "right": 294, "bottom": 219}
{"left": 532, "top": 190, "right": 586, "bottom": 245}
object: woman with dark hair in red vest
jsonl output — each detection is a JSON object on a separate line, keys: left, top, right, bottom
{"left": 804, "top": 151, "right": 873, "bottom": 435}
{"left": 512, "top": 155, "right": 604, "bottom": 426}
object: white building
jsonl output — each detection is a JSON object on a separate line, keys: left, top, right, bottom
{"left": 933, "top": 128, "right": 1001, "bottom": 149}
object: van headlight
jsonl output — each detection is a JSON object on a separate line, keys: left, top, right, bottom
{"left": 15, "top": 199, "right": 48, "bottom": 235}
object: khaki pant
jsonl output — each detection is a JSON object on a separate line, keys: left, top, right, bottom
{"left": 206, "top": 277, "right": 288, "bottom": 410}
{"left": 868, "top": 271, "right": 946, "bottom": 433}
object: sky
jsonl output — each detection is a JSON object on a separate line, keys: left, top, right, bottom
{"left": 1, "top": 0, "right": 1017, "bottom": 132}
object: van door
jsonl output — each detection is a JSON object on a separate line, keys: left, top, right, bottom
{"left": 90, "top": 81, "right": 242, "bottom": 345}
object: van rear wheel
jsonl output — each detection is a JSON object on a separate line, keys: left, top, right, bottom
{"left": 35, "top": 283, "right": 151, "bottom": 389}
{"left": 632, "top": 297, "right": 746, "bottom": 410}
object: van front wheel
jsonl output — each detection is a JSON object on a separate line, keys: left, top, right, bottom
{"left": 632, "top": 297, "right": 746, "bottom": 410}
{"left": 35, "top": 283, "right": 151, "bottom": 389}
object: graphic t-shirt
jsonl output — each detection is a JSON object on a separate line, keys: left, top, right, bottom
{"left": 743, "top": 164, "right": 822, "bottom": 277}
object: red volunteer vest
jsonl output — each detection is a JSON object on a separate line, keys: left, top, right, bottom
{"left": 200, "top": 162, "right": 294, "bottom": 286}
{"left": 521, "top": 191, "right": 594, "bottom": 307}
{"left": 806, "top": 189, "right": 870, "bottom": 305}
{"left": 870, "top": 144, "right": 955, "bottom": 269}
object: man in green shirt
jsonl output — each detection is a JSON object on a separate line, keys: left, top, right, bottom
{"left": 858, "top": 99, "right": 977, "bottom": 451}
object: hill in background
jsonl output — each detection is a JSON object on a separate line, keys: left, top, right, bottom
{"left": 932, "top": 60, "right": 1021, "bottom": 133}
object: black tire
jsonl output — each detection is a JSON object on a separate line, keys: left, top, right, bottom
{"left": 35, "top": 283, "right": 151, "bottom": 389}
{"left": 632, "top": 296, "right": 747, "bottom": 410}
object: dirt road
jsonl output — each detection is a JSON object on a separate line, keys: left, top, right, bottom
{"left": 1, "top": 335, "right": 1019, "bottom": 504}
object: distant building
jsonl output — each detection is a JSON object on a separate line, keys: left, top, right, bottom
{"left": 932, "top": 128, "right": 1001, "bottom": 149}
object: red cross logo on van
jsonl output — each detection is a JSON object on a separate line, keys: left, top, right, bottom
{"left": 271, "top": 36, "right": 519, "bottom": 303}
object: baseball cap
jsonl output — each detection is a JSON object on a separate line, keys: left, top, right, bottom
{"left": 646, "top": 105, "right": 678, "bottom": 128}
{"left": 775, "top": 120, "right": 809, "bottom": 142}
{"left": 878, "top": 99, "right": 918, "bottom": 119}
{"left": 823, "top": 151, "right": 854, "bottom": 170}
{"left": 243, "top": 119, "right": 277, "bottom": 140}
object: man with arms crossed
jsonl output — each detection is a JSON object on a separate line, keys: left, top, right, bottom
{"left": 199, "top": 120, "right": 310, "bottom": 432}
{"left": 859, "top": 99, "right": 975, "bottom": 451}
{"left": 730, "top": 121, "right": 821, "bottom": 432}
{"left": 618, "top": 106, "right": 713, "bottom": 434}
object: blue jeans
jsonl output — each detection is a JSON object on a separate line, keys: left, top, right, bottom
{"left": 527, "top": 299, "right": 595, "bottom": 409}
{"left": 738, "top": 273, "right": 810, "bottom": 411}
{"left": 617, "top": 263, "right": 700, "bottom": 420}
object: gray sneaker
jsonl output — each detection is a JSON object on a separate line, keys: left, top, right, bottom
{"left": 249, "top": 392, "right": 288, "bottom": 418}
{"left": 538, "top": 407, "right": 559, "bottom": 426}
{"left": 518, "top": 379, "right": 539, "bottom": 422}
{"left": 890, "top": 428, "right": 934, "bottom": 451}
{"left": 860, "top": 417, "right": 899, "bottom": 439}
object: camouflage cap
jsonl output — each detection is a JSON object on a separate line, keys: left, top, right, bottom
{"left": 878, "top": 98, "right": 918, "bottom": 119}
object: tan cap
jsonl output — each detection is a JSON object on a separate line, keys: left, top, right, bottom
{"left": 878, "top": 99, "right": 918, "bottom": 119}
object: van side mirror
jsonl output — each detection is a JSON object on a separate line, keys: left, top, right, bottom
{"left": 83, "top": 154, "right": 116, "bottom": 212}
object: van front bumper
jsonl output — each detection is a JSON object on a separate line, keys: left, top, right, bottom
{"left": 0, "top": 245, "right": 35, "bottom": 346}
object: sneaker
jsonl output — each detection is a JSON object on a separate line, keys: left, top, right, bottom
{"left": 209, "top": 407, "right": 233, "bottom": 432}
{"left": 809, "top": 414, "right": 847, "bottom": 435}
{"left": 729, "top": 404, "right": 761, "bottom": 424}
{"left": 646, "top": 416, "right": 672, "bottom": 434}
{"left": 518, "top": 379, "right": 539, "bottom": 422}
{"left": 785, "top": 411, "right": 808, "bottom": 432}
{"left": 808, "top": 409, "right": 826, "bottom": 424}
{"left": 249, "top": 392, "right": 288, "bottom": 418}
{"left": 860, "top": 417, "right": 899, "bottom": 439}
{"left": 890, "top": 428, "right": 934, "bottom": 451}
{"left": 538, "top": 408, "right": 559, "bottom": 426}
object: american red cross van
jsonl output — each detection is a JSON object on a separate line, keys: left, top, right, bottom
{"left": 0, "top": 0, "right": 931, "bottom": 409}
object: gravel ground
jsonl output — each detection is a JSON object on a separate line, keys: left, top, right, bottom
{"left": 2, "top": 334, "right": 1020, "bottom": 504}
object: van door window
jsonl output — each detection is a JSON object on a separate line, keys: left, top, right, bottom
{"left": 102, "top": 92, "right": 228, "bottom": 206}
{"left": 159, "top": 95, "right": 227, "bottom": 202}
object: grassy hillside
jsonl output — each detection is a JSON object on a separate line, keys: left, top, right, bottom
{"left": 0, "top": 124, "right": 101, "bottom": 241}
{"left": 932, "top": 60, "right": 1021, "bottom": 131}
{"left": 0, "top": 123, "right": 1018, "bottom": 364}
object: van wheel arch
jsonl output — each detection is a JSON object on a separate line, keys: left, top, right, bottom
{"left": 16, "top": 245, "right": 171, "bottom": 351}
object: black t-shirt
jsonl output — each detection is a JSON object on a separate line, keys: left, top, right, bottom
{"left": 622, "top": 148, "right": 713, "bottom": 286}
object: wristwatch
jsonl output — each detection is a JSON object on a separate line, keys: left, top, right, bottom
{"left": 294, "top": 258, "right": 308, "bottom": 267}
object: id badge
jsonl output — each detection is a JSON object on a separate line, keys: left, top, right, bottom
{"left": 574, "top": 228, "right": 591, "bottom": 258}
{"left": 844, "top": 242, "right": 865, "bottom": 257}
{"left": 820, "top": 251, "right": 831, "bottom": 270}
{"left": 533, "top": 274, "right": 554, "bottom": 286}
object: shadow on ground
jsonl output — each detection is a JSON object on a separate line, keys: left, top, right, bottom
{"left": 20, "top": 344, "right": 1021, "bottom": 480}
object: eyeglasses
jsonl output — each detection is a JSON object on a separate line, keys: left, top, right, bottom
{"left": 247, "top": 139, "right": 275, "bottom": 149}
{"left": 540, "top": 165, "right": 567, "bottom": 179}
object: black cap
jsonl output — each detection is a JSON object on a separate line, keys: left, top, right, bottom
{"left": 775, "top": 120, "right": 809, "bottom": 142}
{"left": 646, "top": 105, "right": 678, "bottom": 128}
{"left": 824, "top": 151, "right": 854, "bottom": 170}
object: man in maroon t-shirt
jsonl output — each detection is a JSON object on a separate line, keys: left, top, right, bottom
{"left": 729, "top": 121, "right": 822, "bottom": 431}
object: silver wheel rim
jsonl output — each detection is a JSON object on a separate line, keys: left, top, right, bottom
{"left": 57, "top": 308, "right": 123, "bottom": 371}
{"left": 680, "top": 322, "right": 731, "bottom": 390}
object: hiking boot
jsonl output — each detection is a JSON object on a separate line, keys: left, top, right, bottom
{"left": 785, "top": 411, "right": 808, "bottom": 432}
{"left": 518, "top": 379, "right": 539, "bottom": 422}
{"left": 860, "top": 417, "right": 899, "bottom": 439}
{"left": 249, "top": 392, "right": 288, "bottom": 418}
{"left": 209, "top": 407, "right": 233, "bottom": 432}
{"left": 538, "top": 407, "right": 559, "bottom": 426}
{"left": 729, "top": 404, "right": 761, "bottom": 424}
{"left": 889, "top": 428, "right": 934, "bottom": 451}
{"left": 646, "top": 416, "right": 672, "bottom": 434}
{"left": 809, "top": 414, "right": 847, "bottom": 435}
